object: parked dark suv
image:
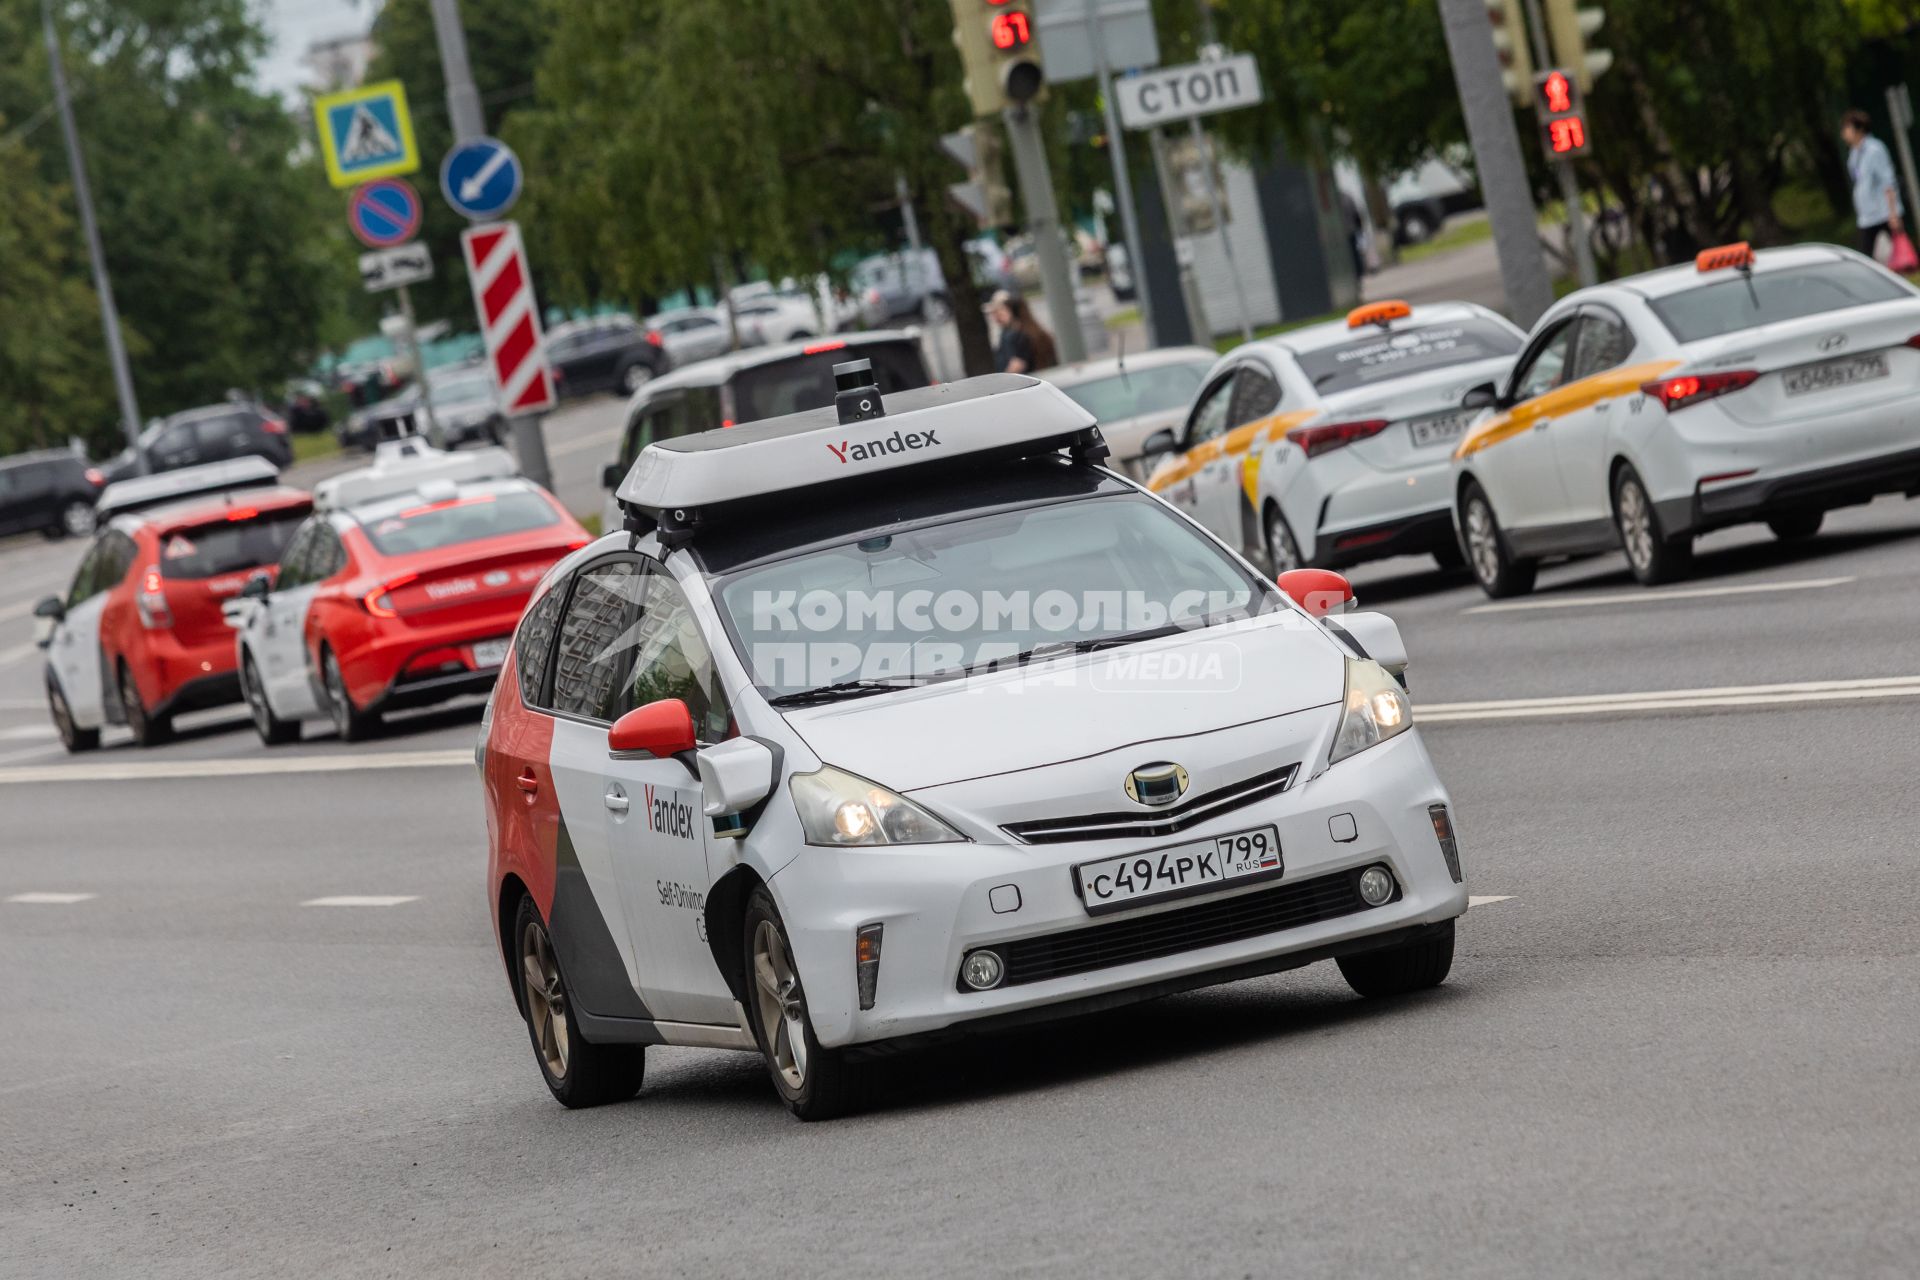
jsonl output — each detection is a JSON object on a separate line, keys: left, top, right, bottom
{"left": 0, "top": 450, "right": 107, "bottom": 539}
{"left": 100, "top": 403, "right": 292, "bottom": 483}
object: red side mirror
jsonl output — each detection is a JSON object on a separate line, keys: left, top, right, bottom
{"left": 1278, "top": 568, "right": 1355, "bottom": 618}
{"left": 608, "top": 699, "right": 696, "bottom": 758}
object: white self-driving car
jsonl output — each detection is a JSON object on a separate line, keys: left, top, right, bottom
{"left": 1146, "top": 301, "right": 1523, "bottom": 574}
{"left": 481, "top": 364, "right": 1468, "bottom": 1119}
{"left": 1451, "top": 242, "right": 1920, "bottom": 596}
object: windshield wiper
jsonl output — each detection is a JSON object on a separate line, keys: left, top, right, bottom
{"left": 766, "top": 676, "right": 934, "bottom": 707}
{"left": 963, "top": 625, "right": 1187, "bottom": 676}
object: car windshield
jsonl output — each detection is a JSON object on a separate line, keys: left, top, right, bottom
{"left": 1294, "top": 319, "right": 1522, "bottom": 393}
{"left": 1648, "top": 263, "right": 1911, "bottom": 343}
{"left": 1055, "top": 362, "right": 1211, "bottom": 422}
{"left": 731, "top": 341, "right": 931, "bottom": 423}
{"left": 359, "top": 489, "right": 560, "bottom": 555}
{"left": 714, "top": 493, "right": 1274, "bottom": 700}
{"left": 158, "top": 510, "right": 307, "bottom": 579}
{"left": 430, "top": 373, "right": 494, "bottom": 405}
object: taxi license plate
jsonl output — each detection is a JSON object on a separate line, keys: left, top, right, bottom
{"left": 471, "top": 638, "right": 510, "bottom": 668}
{"left": 1409, "top": 411, "right": 1471, "bottom": 448}
{"left": 1784, "top": 353, "right": 1888, "bottom": 396}
{"left": 1074, "top": 825, "right": 1282, "bottom": 917}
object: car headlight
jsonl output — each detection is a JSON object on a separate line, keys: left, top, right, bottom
{"left": 790, "top": 765, "right": 965, "bottom": 846}
{"left": 1329, "top": 658, "right": 1412, "bottom": 765}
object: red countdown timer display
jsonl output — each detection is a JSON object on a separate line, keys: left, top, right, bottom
{"left": 990, "top": 9, "right": 1032, "bottom": 49}
{"left": 1547, "top": 115, "right": 1587, "bottom": 155}
{"left": 1533, "top": 68, "right": 1591, "bottom": 159}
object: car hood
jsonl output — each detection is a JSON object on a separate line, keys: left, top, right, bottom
{"left": 778, "top": 613, "right": 1348, "bottom": 793}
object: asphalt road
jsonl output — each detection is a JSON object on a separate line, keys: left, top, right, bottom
{"left": 3, "top": 484, "right": 1918, "bottom": 1277}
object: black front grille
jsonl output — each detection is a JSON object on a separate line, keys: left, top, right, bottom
{"left": 979, "top": 869, "right": 1381, "bottom": 988}
{"left": 1001, "top": 763, "right": 1300, "bottom": 845}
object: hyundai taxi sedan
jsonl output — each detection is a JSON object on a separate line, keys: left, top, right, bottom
{"left": 33, "top": 458, "right": 310, "bottom": 750}
{"left": 480, "top": 364, "right": 1467, "bottom": 1119}
{"left": 231, "top": 443, "right": 588, "bottom": 744}
{"left": 1451, "top": 242, "right": 1920, "bottom": 596}
{"left": 1147, "top": 301, "right": 1523, "bottom": 573}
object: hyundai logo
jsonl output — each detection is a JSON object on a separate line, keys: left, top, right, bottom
{"left": 1124, "top": 762, "right": 1190, "bottom": 808}
{"left": 1818, "top": 333, "right": 1849, "bottom": 352}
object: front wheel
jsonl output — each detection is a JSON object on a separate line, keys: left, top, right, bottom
{"left": 321, "top": 650, "right": 380, "bottom": 742}
{"left": 1337, "top": 919, "right": 1455, "bottom": 998}
{"left": 618, "top": 362, "right": 653, "bottom": 395}
{"left": 1263, "top": 504, "right": 1304, "bottom": 574}
{"left": 58, "top": 500, "right": 95, "bottom": 539}
{"left": 242, "top": 653, "right": 300, "bottom": 746}
{"left": 514, "top": 895, "right": 646, "bottom": 1108}
{"left": 1614, "top": 467, "right": 1693, "bottom": 585}
{"left": 1461, "top": 486, "right": 1537, "bottom": 598}
{"left": 118, "top": 663, "right": 173, "bottom": 747}
{"left": 1767, "top": 510, "right": 1824, "bottom": 542}
{"left": 742, "top": 886, "right": 870, "bottom": 1121}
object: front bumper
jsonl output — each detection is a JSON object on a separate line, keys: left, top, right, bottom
{"left": 770, "top": 731, "right": 1466, "bottom": 1050}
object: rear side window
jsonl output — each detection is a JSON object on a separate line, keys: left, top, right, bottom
{"left": 1649, "top": 263, "right": 1911, "bottom": 343}
{"left": 360, "top": 490, "right": 560, "bottom": 555}
{"left": 158, "top": 510, "right": 307, "bottom": 580}
{"left": 1293, "top": 319, "right": 1523, "bottom": 394}
{"left": 550, "top": 560, "right": 643, "bottom": 720}
{"left": 515, "top": 580, "right": 568, "bottom": 705}
{"left": 730, "top": 341, "right": 930, "bottom": 423}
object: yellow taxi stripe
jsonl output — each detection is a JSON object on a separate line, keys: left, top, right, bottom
{"left": 1148, "top": 408, "right": 1319, "bottom": 496}
{"left": 1455, "top": 359, "right": 1680, "bottom": 461}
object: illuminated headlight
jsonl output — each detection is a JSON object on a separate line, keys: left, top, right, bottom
{"left": 1329, "top": 658, "right": 1413, "bottom": 765}
{"left": 789, "top": 765, "right": 966, "bottom": 847}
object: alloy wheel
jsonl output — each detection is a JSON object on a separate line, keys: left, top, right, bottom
{"left": 520, "top": 920, "right": 570, "bottom": 1078}
{"left": 1465, "top": 498, "right": 1502, "bottom": 586}
{"left": 1265, "top": 508, "right": 1300, "bottom": 574}
{"left": 324, "top": 656, "right": 351, "bottom": 738}
{"left": 1617, "top": 479, "right": 1655, "bottom": 574}
{"left": 243, "top": 659, "right": 272, "bottom": 737}
{"left": 621, "top": 364, "right": 652, "bottom": 394}
{"left": 62, "top": 501, "right": 95, "bottom": 538}
{"left": 752, "top": 919, "right": 809, "bottom": 1090}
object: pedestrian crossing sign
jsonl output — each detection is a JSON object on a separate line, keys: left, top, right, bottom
{"left": 314, "top": 80, "right": 420, "bottom": 189}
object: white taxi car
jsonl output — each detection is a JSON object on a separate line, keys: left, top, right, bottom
{"left": 480, "top": 360, "right": 1468, "bottom": 1119}
{"left": 1146, "top": 301, "right": 1523, "bottom": 573}
{"left": 1451, "top": 242, "right": 1920, "bottom": 595}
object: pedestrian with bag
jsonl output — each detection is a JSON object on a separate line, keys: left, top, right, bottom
{"left": 1843, "top": 108, "right": 1916, "bottom": 271}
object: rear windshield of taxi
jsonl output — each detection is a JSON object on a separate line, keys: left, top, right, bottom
{"left": 730, "top": 340, "right": 931, "bottom": 424}
{"left": 1294, "top": 319, "right": 1522, "bottom": 393}
{"left": 1648, "top": 262, "right": 1911, "bottom": 343}
{"left": 361, "top": 490, "right": 560, "bottom": 555}
{"left": 158, "top": 509, "right": 308, "bottom": 579}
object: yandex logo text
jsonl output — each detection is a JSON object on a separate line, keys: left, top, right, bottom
{"left": 643, "top": 784, "right": 698, "bottom": 841}
{"left": 827, "top": 428, "right": 943, "bottom": 465}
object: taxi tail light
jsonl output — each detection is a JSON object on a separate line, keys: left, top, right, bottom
{"left": 1287, "top": 419, "right": 1389, "bottom": 458}
{"left": 645, "top": 329, "right": 664, "bottom": 348}
{"left": 84, "top": 467, "right": 106, "bottom": 487}
{"left": 362, "top": 572, "right": 418, "bottom": 619}
{"left": 1640, "top": 370, "right": 1758, "bottom": 412}
{"left": 136, "top": 566, "right": 174, "bottom": 630}
{"left": 259, "top": 416, "right": 288, "bottom": 436}
{"left": 803, "top": 340, "right": 848, "bottom": 356}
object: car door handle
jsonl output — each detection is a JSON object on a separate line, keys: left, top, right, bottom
{"left": 604, "top": 788, "right": 629, "bottom": 815}
{"left": 516, "top": 768, "right": 540, "bottom": 796}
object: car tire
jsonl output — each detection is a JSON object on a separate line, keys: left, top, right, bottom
{"left": 513, "top": 895, "right": 646, "bottom": 1109}
{"left": 1263, "top": 503, "right": 1305, "bottom": 574}
{"left": 1613, "top": 466, "right": 1693, "bottom": 585}
{"left": 118, "top": 662, "right": 173, "bottom": 747}
{"left": 1767, "top": 510, "right": 1824, "bottom": 542}
{"left": 618, "top": 362, "right": 653, "bottom": 396}
{"left": 47, "top": 676, "right": 99, "bottom": 754}
{"left": 242, "top": 652, "right": 300, "bottom": 746}
{"left": 742, "top": 885, "right": 870, "bottom": 1121}
{"left": 321, "top": 649, "right": 380, "bottom": 743}
{"left": 1431, "top": 538, "right": 1466, "bottom": 571}
{"left": 1337, "top": 919, "right": 1455, "bottom": 998}
{"left": 1460, "top": 484, "right": 1537, "bottom": 598}
{"left": 53, "top": 499, "right": 95, "bottom": 539}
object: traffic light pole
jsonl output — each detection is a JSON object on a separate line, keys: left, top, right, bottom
{"left": 1084, "top": 0, "right": 1156, "bottom": 347}
{"left": 1523, "top": 0, "right": 1597, "bottom": 287}
{"left": 427, "top": 0, "right": 553, "bottom": 488}
{"left": 1435, "top": 0, "right": 1555, "bottom": 327}
{"left": 1003, "top": 105, "right": 1088, "bottom": 364}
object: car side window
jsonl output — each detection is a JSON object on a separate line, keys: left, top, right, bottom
{"left": 154, "top": 422, "right": 198, "bottom": 465}
{"left": 67, "top": 537, "right": 109, "bottom": 607}
{"left": 551, "top": 559, "right": 645, "bottom": 721}
{"left": 515, "top": 578, "right": 570, "bottom": 707}
{"left": 274, "top": 521, "right": 319, "bottom": 590}
{"left": 1569, "top": 312, "right": 1636, "bottom": 381}
{"left": 618, "top": 565, "right": 733, "bottom": 743}
{"left": 1226, "top": 365, "right": 1283, "bottom": 429}
{"left": 315, "top": 526, "right": 347, "bottom": 579}
{"left": 103, "top": 531, "right": 137, "bottom": 585}
{"left": 1507, "top": 319, "right": 1583, "bottom": 404}
{"left": 1183, "top": 375, "right": 1235, "bottom": 448}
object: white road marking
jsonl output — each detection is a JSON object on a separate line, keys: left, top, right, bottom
{"left": 0, "top": 725, "right": 55, "bottom": 740}
{"left": 7, "top": 892, "right": 96, "bottom": 904}
{"left": 1421, "top": 675, "right": 1920, "bottom": 722}
{"left": 548, "top": 426, "right": 622, "bottom": 459}
{"left": 1468, "top": 895, "right": 1513, "bottom": 907}
{"left": 1464, "top": 576, "right": 1853, "bottom": 614}
{"left": 0, "top": 640, "right": 41, "bottom": 668}
{"left": 0, "top": 748, "right": 472, "bottom": 786}
{"left": 302, "top": 895, "right": 421, "bottom": 907}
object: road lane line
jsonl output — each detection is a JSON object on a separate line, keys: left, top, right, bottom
{"left": 1464, "top": 576, "right": 1853, "bottom": 614}
{"left": 7, "top": 892, "right": 97, "bottom": 904}
{"left": 1468, "top": 895, "right": 1513, "bottom": 907}
{"left": 0, "top": 725, "right": 55, "bottom": 740}
{"left": 1421, "top": 676, "right": 1920, "bottom": 723}
{"left": 1424, "top": 675, "right": 1920, "bottom": 714}
{"left": 0, "top": 748, "right": 472, "bottom": 785}
{"left": 0, "top": 640, "right": 40, "bottom": 668}
{"left": 302, "top": 895, "right": 421, "bottom": 907}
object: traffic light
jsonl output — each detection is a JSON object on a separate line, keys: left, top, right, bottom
{"left": 949, "top": 0, "right": 1045, "bottom": 117}
{"left": 1543, "top": 0, "right": 1612, "bottom": 92}
{"left": 1487, "top": 1, "right": 1534, "bottom": 107}
{"left": 939, "top": 123, "right": 1014, "bottom": 228}
{"left": 1533, "top": 68, "right": 1591, "bottom": 159}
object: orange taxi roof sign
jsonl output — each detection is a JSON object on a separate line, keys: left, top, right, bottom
{"left": 1695, "top": 242, "right": 1755, "bottom": 272}
{"left": 1347, "top": 300, "right": 1412, "bottom": 329}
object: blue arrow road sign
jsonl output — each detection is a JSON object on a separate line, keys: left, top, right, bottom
{"left": 348, "top": 179, "right": 423, "bottom": 249}
{"left": 440, "top": 137, "right": 523, "bottom": 221}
